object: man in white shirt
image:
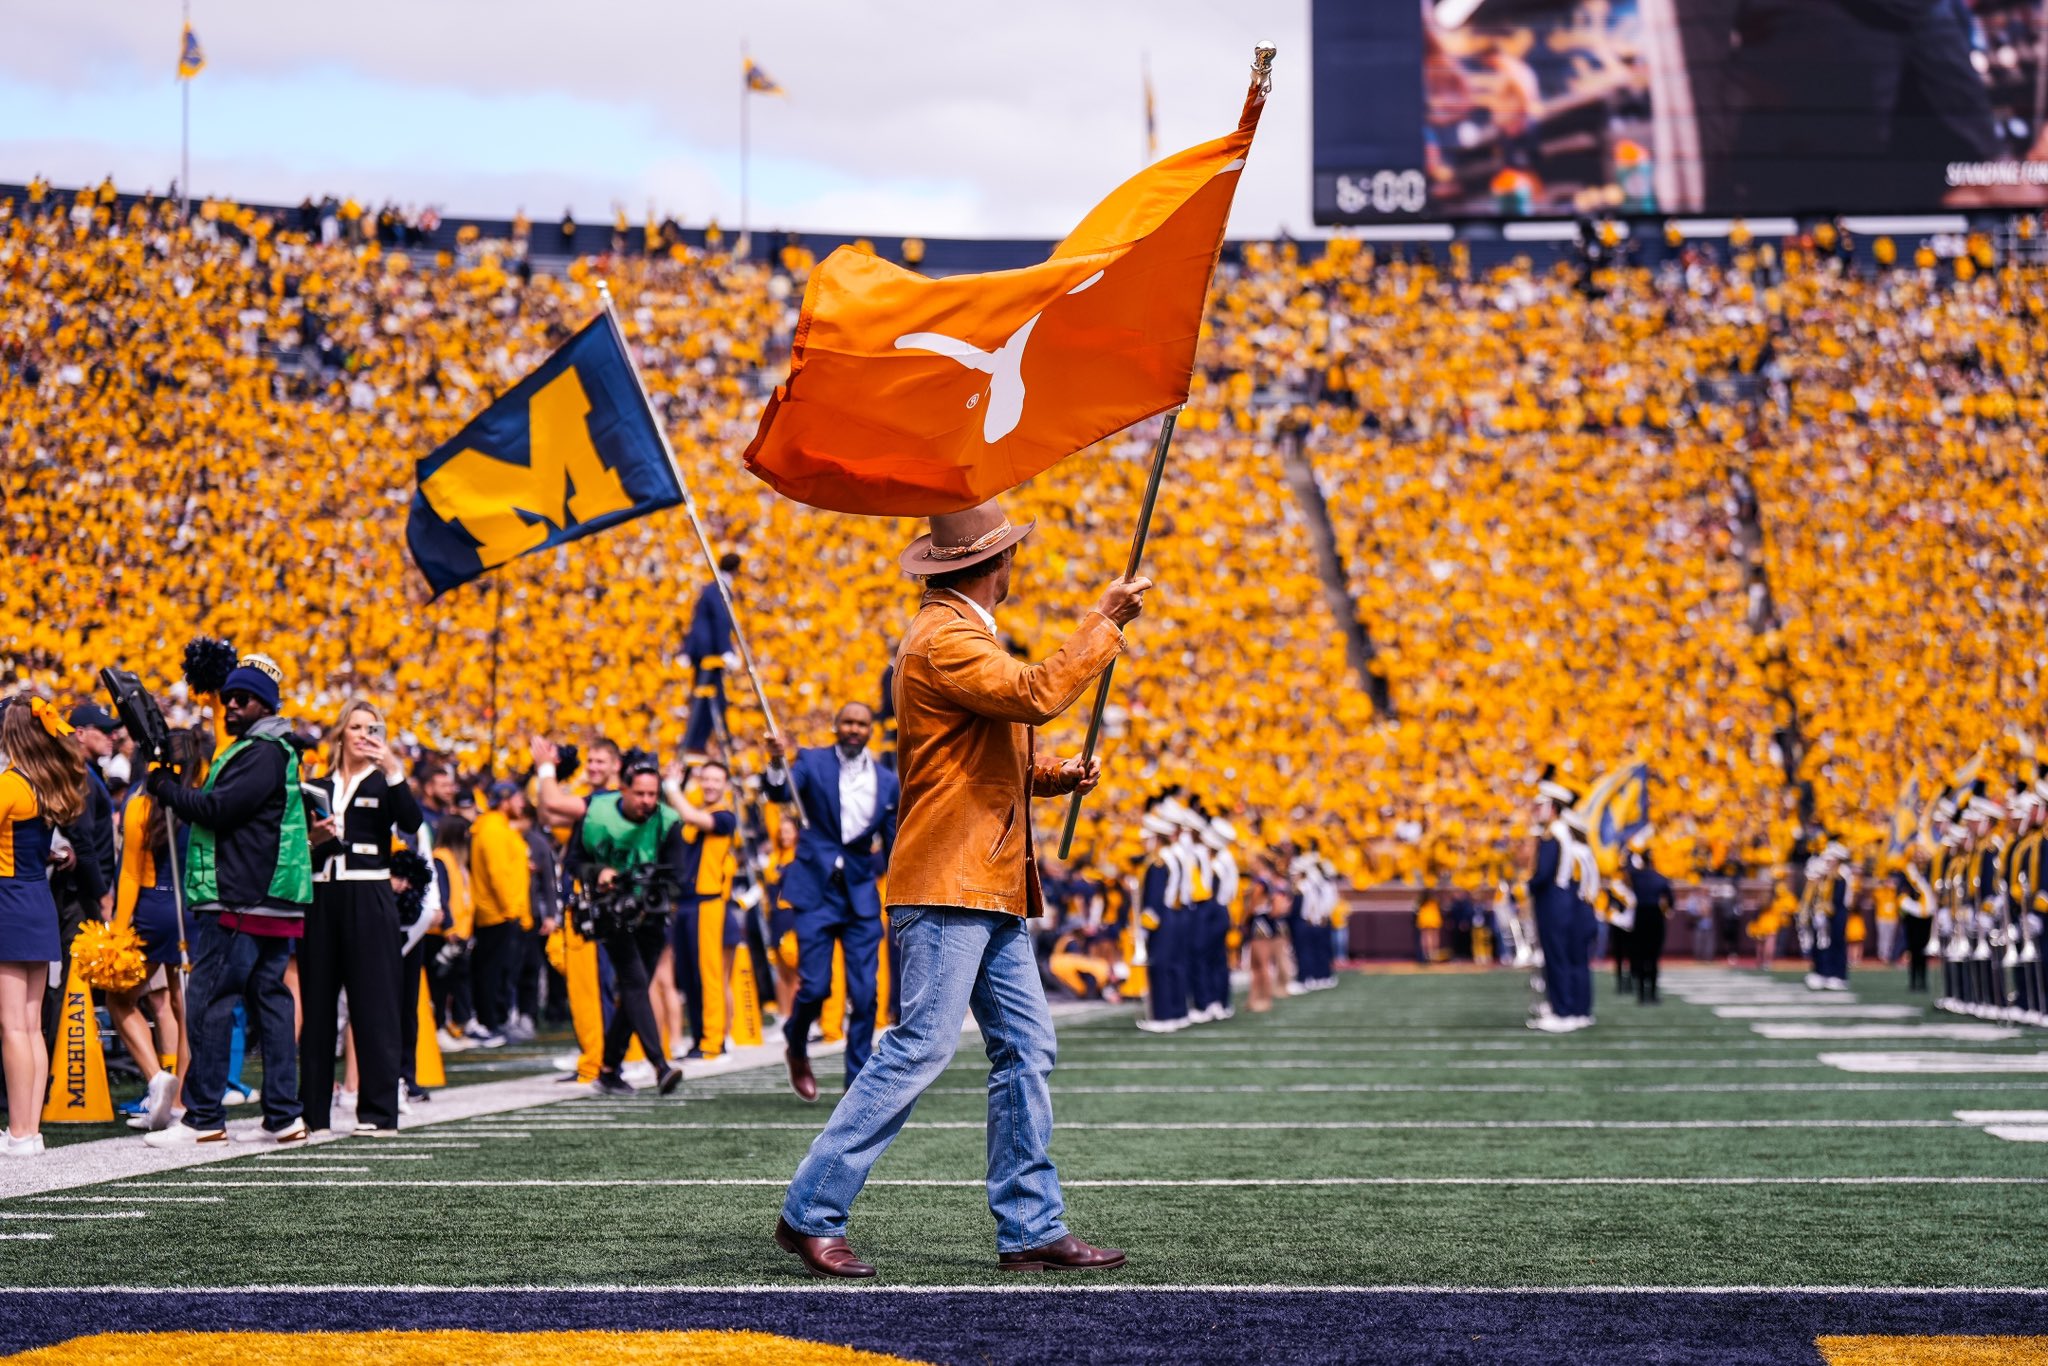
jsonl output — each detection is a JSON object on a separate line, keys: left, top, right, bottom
{"left": 764, "top": 704, "right": 900, "bottom": 1099}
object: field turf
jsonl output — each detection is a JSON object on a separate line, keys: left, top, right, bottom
{"left": 4, "top": 965, "right": 2047, "bottom": 1363}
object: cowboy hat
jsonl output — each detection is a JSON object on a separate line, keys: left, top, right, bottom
{"left": 900, "top": 499, "right": 1035, "bottom": 576}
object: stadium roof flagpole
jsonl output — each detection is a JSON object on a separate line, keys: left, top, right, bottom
{"left": 1057, "top": 406, "right": 1181, "bottom": 860}
{"left": 739, "top": 39, "right": 750, "bottom": 261}
{"left": 594, "top": 279, "right": 809, "bottom": 828}
{"left": 180, "top": 0, "right": 191, "bottom": 223}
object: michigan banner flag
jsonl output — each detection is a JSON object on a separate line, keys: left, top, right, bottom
{"left": 743, "top": 51, "right": 1270, "bottom": 515}
{"left": 177, "top": 23, "right": 205, "bottom": 79}
{"left": 744, "top": 58, "right": 784, "bottom": 95}
{"left": 1584, "top": 761, "right": 1654, "bottom": 877}
{"left": 405, "top": 314, "right": 682, "bottom": 596}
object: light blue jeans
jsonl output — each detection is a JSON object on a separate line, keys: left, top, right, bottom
{"left": 781, "top": 905, "right": 1069, "bottom": 1253}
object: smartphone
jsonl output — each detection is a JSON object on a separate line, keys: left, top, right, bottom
{"left": 301, "top": 782, "right": 334, "bottom": 822}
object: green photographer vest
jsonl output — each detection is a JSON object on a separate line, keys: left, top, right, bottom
{"left": 184, "top": 721, "right": 313, "bottom": 909}
{"left": 580, "top": 792, "right": 679, "bottom": 873}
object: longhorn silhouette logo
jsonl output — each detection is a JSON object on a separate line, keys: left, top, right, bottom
{"left": 893, "top": 269, "right": 1103, "bottom": 443}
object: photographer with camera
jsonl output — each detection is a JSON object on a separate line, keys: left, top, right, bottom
{"left": 143, "top": 655, "right": 313, "bottom": 1147}
{"left": 300, "top": 699, "right": 422, "bottom": 1137}
{"left": 561, "top": 751, "right": 687, "bottom": 1097}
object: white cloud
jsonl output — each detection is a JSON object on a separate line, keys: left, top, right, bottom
{"left": 0, "top": 0, "right": 1317, "bottom": 238}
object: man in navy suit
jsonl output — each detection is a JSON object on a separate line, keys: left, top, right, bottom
{"left": 764, "top": 702, "right": 899, "bottom": 1099}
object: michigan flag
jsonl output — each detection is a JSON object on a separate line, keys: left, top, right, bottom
{"left": 177, "top": 23, "right": 205, "bottom": 79}
{"left": 1584, "top": 761, "right": 1654, "bottom": 876}
{"left": 742, "top": 51, "right": 1270, "bottom": 515}
{"left": 405, "top": 313, "right": 683, "bottom": 597}
{"left": 1887, "top": 763, "right": 1925, "bottom": 862}
{"left": 744, "top": 59, "right": 783, "bottom": 95}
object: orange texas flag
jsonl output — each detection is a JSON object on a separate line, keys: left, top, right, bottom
{"left": 744, "top": 56, "right": 1271, "bottom": 516}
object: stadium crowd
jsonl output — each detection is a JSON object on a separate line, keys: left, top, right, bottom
{"left": 2, "top": 185, "right": 2044, "bottom": 913}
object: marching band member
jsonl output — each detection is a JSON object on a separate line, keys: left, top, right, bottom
{"left": 1624, "top": 827, "right": 1671, "bottom": 1005}
{"left": 1811, "top": 841, "right": 1852, "bottom": 992}
{"left": 1134, "top": 803, "right": 1187, "bottom": 1033}
{"left": 1528, "top": 766, "right": 1595, "bottom": 1033}
{"left": 2008, "top": 767, "right": 2047, "bottom": 1025}
{"left": 1962, "top": 785, "right": 2003, "bottom": 1015}
{"left": 1204, "top": 817, "right": 1240, "bottom": 1020}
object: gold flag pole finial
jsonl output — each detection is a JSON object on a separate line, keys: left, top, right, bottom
{"left": 1252, "top": 42, "right": 1277, "bottom": 94}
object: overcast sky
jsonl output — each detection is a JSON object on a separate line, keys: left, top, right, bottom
{"left": 1, "top": 1, "right": 1315, "bottom": 239}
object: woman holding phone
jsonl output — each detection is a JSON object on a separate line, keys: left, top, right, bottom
{"left": 301, "top": 699, "right": 421, "bottom": 1136}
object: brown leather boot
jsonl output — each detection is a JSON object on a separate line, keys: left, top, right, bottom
{"left": 785, "top": 1047, "right": 819, "bottom": 1102}
{"left": 997, "top": 1234, "right": 1127, "bottom": 1272}
{"left": 775, "top": 1216, "right": 876, "bottom": 1279}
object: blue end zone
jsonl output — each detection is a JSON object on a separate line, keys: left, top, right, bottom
{"left": 4, "top": 1289, "right": 2048, "bottom": 1364}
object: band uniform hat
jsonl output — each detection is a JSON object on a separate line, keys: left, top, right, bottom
{"left": 900, "top": 499, "right": 1035, "bottom": 576}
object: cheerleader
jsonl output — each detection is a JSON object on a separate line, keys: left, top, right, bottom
{"left": 302, "top": 700, "right": 422, "bottom": 1136}
{"left": 108, "top": 727, "right": 209, "bottom": 1130}
{"left": 1242, "top": 853, "right": 1288, "bottom": 1013}
{"left": 0, "top": 698, "right": 90, "bottom": 1157}
{"left": 764, "top": 818, "right": 801, "bottom": 1023}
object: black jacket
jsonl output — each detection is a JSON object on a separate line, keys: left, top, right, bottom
{"left": 305, "top": 768, "right": 424, "bottom": 884}
{"left": 149, "top": 718, "right": 307, "bottom": 914}
{"left": 53, "top": 768, "right": 113, "bottom": 909}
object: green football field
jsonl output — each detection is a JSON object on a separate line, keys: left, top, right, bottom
{"left": 5, "top": 964, "right": 2048, "bottom": 1362}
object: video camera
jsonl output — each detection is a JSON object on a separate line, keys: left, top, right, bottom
{"left": 569, "top": 861, "right": 683, "bottom": 941}
{"left": 99, "top": 667, "right": 179, "bottom": 772}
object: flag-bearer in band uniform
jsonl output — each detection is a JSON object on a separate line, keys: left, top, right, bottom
{"left": 681, "top": 553, "right": 741, "bottom": 761}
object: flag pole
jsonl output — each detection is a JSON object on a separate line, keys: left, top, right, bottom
{"left": 486, "top": 573, "right": 505, "bottom": 774}
{"left": 739, "top": 41, "right": 750, "bottom": 261}
{"left": 595, "top": 280, "right": 808, "bottom": 828}
{"left": 1057, "top": 407, "right": 1179, "bottom": 860}
{"left": 180, "top": 0, "right": 191, "bottom": 224}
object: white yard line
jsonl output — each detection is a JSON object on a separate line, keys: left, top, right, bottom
{"left": 1821, "top": 1052, "right": 2048, "bottom": 1074}
{"left": 0, "top": 1210, "right": 147, "bottom": 1219}
{"left": 27, "top": 1195, "right": 223, "bottom": 1203}
{"left": 1751, "top": 1024, "right": 2019, "bottom": 1041}
{"left": 255, "top": 1152, "right": 437, "bottom": 1161}
{"left": 126, "top": 1175, "right": 2048, "bottom": 1191}
{"left": 1983, "top": 1126, "right": 2048, "bottom": 1142}
{"left": 0, "top": 1282, "right": 2045, "bottom": 1296}
{"left": 1712, "top": 1006, "right": 1923, "bottom": 1019}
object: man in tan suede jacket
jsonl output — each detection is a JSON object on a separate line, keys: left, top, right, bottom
{"left": 775, "top": 498, "right": 1150, "bottom": 1280}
